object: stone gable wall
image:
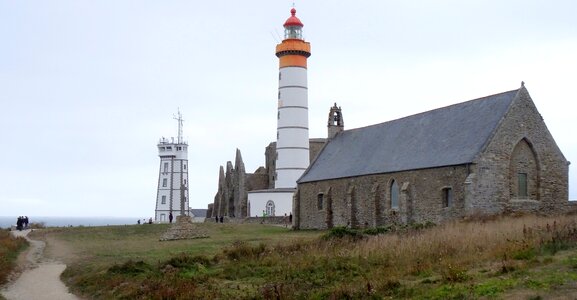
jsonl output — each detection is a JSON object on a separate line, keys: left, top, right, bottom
{"left": 469, "top": 88, "right": 569, "bottom": 215}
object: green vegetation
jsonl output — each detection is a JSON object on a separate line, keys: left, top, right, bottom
{"left": 0, "top": 229, "right": 28, "bottom": 285}
{"left": 35, "top": 215, "right": 577, "bottom": 299}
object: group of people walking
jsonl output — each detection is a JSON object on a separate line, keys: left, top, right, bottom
{"left": 137, "top": 217, "right": 153, "bottom": 225}
{"left": 16, "top": 216, "right": 29, "bottom": 230}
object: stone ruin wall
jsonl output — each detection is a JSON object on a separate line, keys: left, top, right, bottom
{"left": 207, "top": 139, "right": 326, "bottom": 220}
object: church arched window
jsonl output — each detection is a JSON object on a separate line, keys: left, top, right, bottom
{"left": 266, "top": 200, "right": 276, "bottom": 216}
{"left": 509, "top": 138, "right": 539, "bottom": 200}
{"left": 390, "top": 180, "right": 399, "bottom": 209}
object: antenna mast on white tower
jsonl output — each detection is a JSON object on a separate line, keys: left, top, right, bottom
{"left": 173, "top": 108, "right": 184, "bottom": 144}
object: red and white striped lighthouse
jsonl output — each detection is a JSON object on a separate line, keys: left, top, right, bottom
{"left": 274, "top": 8, "right": 311, "bottom": 189}
{"left": 247, "top": 8, "right": 312, "bottom": 217}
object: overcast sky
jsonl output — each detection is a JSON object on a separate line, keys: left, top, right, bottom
{"left": 1, "top": 1, "right": 575, "bottom": 218}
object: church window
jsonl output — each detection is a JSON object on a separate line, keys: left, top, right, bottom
{"left": 442, "top": 187, "right": 453, "bottom": 207}
{"left": 266, "top": 200, "right": 276, "bottom": 216}
{"left": 317, "top": 193, "right": 324, "bottom": 210}
{"left": 390, "top": 180, "right": 399, "bottom": 209}
{"left": 509, "top": 139, "right": 539, "bottom": 200}
{"left": 161, "top": 195, "right": 166, "bottom": 204}
{"left": 163, "top": 162, "right": 169, "bottom": 173}
{"left": 518, "top": 173, "right": 528, "bottom": 197}
{"left": 162, "top": 178, "right": 167, "bottom": 187}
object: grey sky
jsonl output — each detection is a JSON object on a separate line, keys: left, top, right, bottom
{"left": 1, "top": 1, "right": 575, "bottom": 217}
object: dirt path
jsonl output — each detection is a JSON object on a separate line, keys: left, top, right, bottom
{"left": 0, "top": 229, "right": 78, "bottom": 300}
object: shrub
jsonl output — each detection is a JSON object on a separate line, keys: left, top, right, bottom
{"left": 164, "top": 253, "right": 212, "bottom": 269}
{"left": 363, "top": 226, "right": 393, "bottom": 235}
{"left": 108, "top": 260, "right": 152, "bottom": 275}
{"left": 323, "top": 226, "right": 362, "bottom": 240}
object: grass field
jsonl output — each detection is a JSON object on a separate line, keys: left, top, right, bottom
{"left": 33, "top": 215, "right": 577, "bottom": 299}
{"left": 0, "top": 229, "right": 28, "bottom": 286}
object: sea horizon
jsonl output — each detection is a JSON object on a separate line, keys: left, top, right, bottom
{"left": 0, "top": 215, "right": 145, "bottom": 229}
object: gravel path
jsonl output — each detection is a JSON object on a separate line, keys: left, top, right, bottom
{"left": 1, "top": 229, "right": 78, "bottom": 300}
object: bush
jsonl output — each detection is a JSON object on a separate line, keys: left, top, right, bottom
{"left": 410, "top": 221, "right": 436, "bottom": 230}
{"left": 164, "top": 253, "right": 212, "bottom": 269}
{"left": 108, "top": 260, "right": 152, "bottom": 275}
{"left": 363, "top": 226, "right": 393, "bottom": 235}
{"left": 323, "top": 226, "right": 362, "bottom": 240}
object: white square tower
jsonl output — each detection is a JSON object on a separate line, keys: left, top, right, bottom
{"left": 155, "top": 110, "right": 189, "bottom": 222}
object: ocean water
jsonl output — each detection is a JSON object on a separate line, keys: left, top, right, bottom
{"left": 0, "top": 216, "right": 141, "bottom": 229}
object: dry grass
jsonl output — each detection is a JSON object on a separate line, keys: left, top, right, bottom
{"left": 44, "top": 214, "right": 577, "bottom": 299}
{"left": 0, "top": 229, "right": 28, "bottom": 285}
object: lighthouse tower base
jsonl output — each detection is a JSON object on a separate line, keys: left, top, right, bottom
{"left": 247, "top": 188, "right": 295, "bottom": 218}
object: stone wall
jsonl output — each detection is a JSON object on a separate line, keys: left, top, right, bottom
{"left": 296, "top": 165, "right": 470, "bottom": 229}
{"left": 468, "top": 87, "right": 569, "bottom": 215}
{"left": 208, "top": 139, "right": 327, "bottom": 219}
{"left": 246, "top": 171, "right": 269, "bottom": 191}
{"left": 203, "top": 215, "right": 290, "bottom": 226}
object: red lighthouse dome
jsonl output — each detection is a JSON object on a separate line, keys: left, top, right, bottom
{"left": 283, "top": 8, "right": 303, "bottom": 27}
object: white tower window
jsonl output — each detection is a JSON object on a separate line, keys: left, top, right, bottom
{"left": 162, "top": 178, "right": 167, "bottom": 187}
{"left": 163, "top": 162, "right": 169, "bottom": 173}
{"left": 161, "top": 195, "right": 166, "bottom": 204}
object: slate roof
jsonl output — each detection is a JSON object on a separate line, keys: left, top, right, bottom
{"left": 298, "top": 89, "right": 519, "bottom": 183}
{"left": 190, "top": 209, "right": 208, "bottom": 218}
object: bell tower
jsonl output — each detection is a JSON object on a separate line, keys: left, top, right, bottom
{"left": 328, "top": 103, "right": 344, "bottom": 139}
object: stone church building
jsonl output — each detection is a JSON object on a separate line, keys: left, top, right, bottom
{"left": 293, "top": 85, "right": 570, "bottom": 229}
